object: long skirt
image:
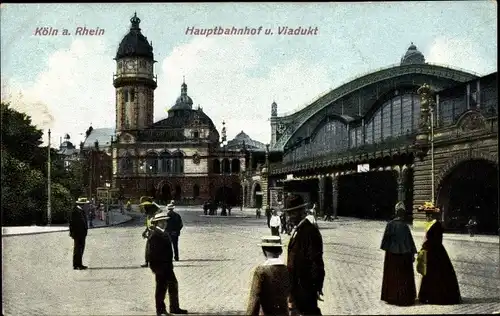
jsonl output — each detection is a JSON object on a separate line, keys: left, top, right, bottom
{"left": 418, "top": 245, "right": 461, "bottom": 305}
{"left": 381, "top": 251, "right": 416, "bottom": 306}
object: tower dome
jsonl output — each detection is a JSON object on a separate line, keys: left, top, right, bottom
{"left": 400, "top": 42, "right": 425, "bottom": 65}
{"left": 116, "top": 13, "right": 154, "bottom": 60}
{"left": 170, "top": 78, "right": 193, "bottom": 110}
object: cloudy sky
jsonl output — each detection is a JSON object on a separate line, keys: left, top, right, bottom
{"left": 1, "top": 2, "right": 497, "bottom": 147}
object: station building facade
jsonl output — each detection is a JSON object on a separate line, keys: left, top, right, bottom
{"left": 109, "top": 14, "right": 244, "bottom": 204}
{"left": 268, "top": 44, "right": 498, "bottom": 233}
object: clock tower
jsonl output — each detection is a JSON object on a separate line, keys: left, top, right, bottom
{"left": 113, "top": 13, "right": 157, "bottom": 132}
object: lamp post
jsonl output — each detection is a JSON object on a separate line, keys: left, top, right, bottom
{"left": 430, "top": 105, "right": 435, "bottom": 205}
{"left": 105, "top": 181, "right": 111, "bottom": 225}
{"left": 47, "top": 129, "right": 52, "bottom": 226}
{"left": 265, "top": 143, "right": 270, "bottom": 210}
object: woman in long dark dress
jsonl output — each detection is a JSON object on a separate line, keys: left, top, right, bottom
{"left": 380, "top": 202, "right": 418, "bottom": 306}
{"left": 418, "top": 219, "right": 462, "bottom": 305}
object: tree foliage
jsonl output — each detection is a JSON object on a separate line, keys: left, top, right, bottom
{"left": 1, "top": 102, "right": 82, "bottom": 225}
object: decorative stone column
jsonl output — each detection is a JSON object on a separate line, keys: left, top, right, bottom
{"left": 396, "top": 167, "right": 406, "bottom": 203}
{"left": 318, "top": 176, "right": 325, "bottom": 217}
{"left": 332, "top": 176, "right": 339, "bottom": 219}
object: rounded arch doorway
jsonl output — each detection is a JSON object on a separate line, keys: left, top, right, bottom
{"left": 215, "top": 186, "right": 234, "bottom": 205}
{"left": 158, "top": 182, "right": 172, "bottom": 205}
{"left": 437, "top": 159, "right": 498, "bottom": 234}
{"left": 252, "top": 183, "right": 262, "bottom": 208}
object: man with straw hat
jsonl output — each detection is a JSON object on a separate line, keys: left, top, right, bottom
{"left": 284, "top": 194, "right": 325, "bottom": 316}
{"left": 147, "top": 211, "right": 188, "bottom": 316}
{"left": 70, "top": 197, "right": 90, "bottom": 270}
{"left": 140, "top": 197, "right": 161, "bottom": 268}
{"left": 246, "top": 236, "right": 290, "bottom": 316}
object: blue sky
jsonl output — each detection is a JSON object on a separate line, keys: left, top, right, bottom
{"left": 1, "top": 2, "right": 497, "bottom": 146}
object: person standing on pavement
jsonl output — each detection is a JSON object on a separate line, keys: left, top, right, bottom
{"left": 417, "top": 217, "right": 461, "bottom": 305}
{"left": 147, "top": 211, "right": 188, "bottom": 316}
{"left": 141, "top": 198, "right": 160, "bottom": 268}
{"left": 265, "top": 207, "right": 272, "bottom": 228}
{"left": 269, "top": 210, "right": 281, "bottom": 236}
{"left": 246, "top": 236, "right": 291, "bottom": 316}
{"left": 380, "top": 202, "right": 417, "bottom": 306}
{"left": 166, "top": 203, "right": 184, "bottom": 261}
{"left": 70, "top": 198, "right": 89, "bottom": 270}
{"left": 284, "top": 194, "right": 325, "bottom": 316}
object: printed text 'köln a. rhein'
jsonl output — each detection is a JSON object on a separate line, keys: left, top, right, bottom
{"left": 185, "top": 26, "right": 319, "bottom": 37}
{"left": 33, "top": 27, "right": 105, "bottom": 36}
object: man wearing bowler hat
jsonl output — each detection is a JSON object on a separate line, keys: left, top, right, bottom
{"left": 70, "top": 197, "right": 90, "bottom": 270}
{"left": 284, "top": 194, "right": 325, "bottom": 316}
{"left": 246, "top": 236, "right": 291, "bottom": 316}
{"left": 148, "top": 211, "right": 188, "bottom": 316}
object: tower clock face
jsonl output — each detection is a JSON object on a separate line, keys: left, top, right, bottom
{"left": 125, "top": 60, "right": 135, "bottom": 70}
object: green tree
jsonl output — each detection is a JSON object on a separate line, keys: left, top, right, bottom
{"left": 1, "top": 102, "right": 80, "bottom": 225}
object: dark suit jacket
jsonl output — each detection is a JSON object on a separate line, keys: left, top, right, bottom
{"left": 166, "top": 211, "right": 183, "bottom": 236}
{"left": 246, "top": 262, "right": 291, "bottom": 316}
{"left": 147, "top": 228, "right": 174, "bottom": 273}
{"left": 69, "top": 206, "right": 88, "bottom": 239}
{"left": 287, "top": 218, "right": 325, "bottom": 299}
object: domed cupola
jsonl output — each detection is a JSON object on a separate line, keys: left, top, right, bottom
{"left": 400, "top": 42, "right": 425, "bottom": 65}
{"left": 116, "top": 13, "right": 154, "bottom": 60}
{"left": 170, "top": 78, "right": 194, "bottom": 110}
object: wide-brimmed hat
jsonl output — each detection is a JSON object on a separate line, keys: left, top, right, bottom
{"left": 282, "top": 194, "right": 308, "bottom": 212}
{"left": 166, "top": 203, "right": 175, "bottom": 210}
{"left": 151, "top": 211, "right": 170, "bottom": 222}
{"left": 76, "top": 197, "right": 90, "bottom": 204}
{"left": 259, "top": 236, "right": 283, "bottom": 247}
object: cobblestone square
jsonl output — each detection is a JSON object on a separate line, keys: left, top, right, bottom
{"left": 2, "top": 209, "right": 499, "bottom": 315}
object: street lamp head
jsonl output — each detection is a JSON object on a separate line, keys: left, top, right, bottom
{"left": 105, "top": 182, "right": 111, "bottom": 188}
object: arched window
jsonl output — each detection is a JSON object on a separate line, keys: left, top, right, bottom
{"left": 213, "top": 159, "right": 221, "bottom": 174}
{"left": 119, "top": 153, "right": 133, "bottom": 173}
{"left": 146, "top": 152, "right": 158, "bottom": 173}
{"left": 174, "top": 185, "right": 182, "bottom": 200}
{"left": 193, "top": 184, "right": 200, "bottom": 198}
{"left": 366, "top": 93, "right": 421, "bottom": 144}
{"left": 160, "top": 151, "right": 171, "bottom": 173}
{"left": 222, "top": 158, "right": 231, "bottom": 173}
{"left": 310, "top": 119, "right": 348, "bottom": 156}
{"left": 130, "top": 89, "right": 135, "bottom": 102}
{"left": 172, "top": 152, "right": 184, "bottom": 173}
{"left": 231, "top": 159, "right": 240, "bottom": 173}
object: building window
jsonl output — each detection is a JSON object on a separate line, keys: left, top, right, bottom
{"left": 123, "top": 89, "right": 128, "bottom": 102}
{"left": 231, "top": 159, "right": 240, "bottom": 173}
{"left": 172, "top": 152, "right": 184, "bottom": 173}
{"left": 193, "top": 130, "right": 199, "bottom": 138}
{"left": 160, "top": 151, "right": 171, "bottom": 173}
{"left": 119, "top": 154, "right": 133, "bottom": 173}
{"left": 130, "top": 89, "right": 135, "bottom": 102}
{"left": 146, "top": 152, "right": 158, "bottom": 173}
{"left": 193, "top": 184, "right": 200, "bottom": 198}
{"left": 213, "top": 159, "right": 221, "bottom": 174}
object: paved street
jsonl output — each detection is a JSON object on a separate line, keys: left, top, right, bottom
{"left": 2, "top": 208, "right": 499, "bottom": 315}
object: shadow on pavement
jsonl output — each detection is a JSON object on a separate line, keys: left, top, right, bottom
{"left": 462, "top": 297, "right": 500, "bottom": 304}
{"left": 177, "top": 259, "right": 234, "bottom": 262}
{"left": 87, "top": 265, "right": 204, "bottom": 270}
{"left": 189, "top": 312, "right": 244, "bottom": 315}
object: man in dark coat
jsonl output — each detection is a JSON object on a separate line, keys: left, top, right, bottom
{"left": 148, "top": 211, "right": 187, "bottom": 316}
{"left": 70, "top": 198, "right": 89, "bottom": 270}
{"left": 285, "top": 194, "right": 325, "bottom": 316}
{"left": 166, "top": 203, "right": 184, "bottom": 261}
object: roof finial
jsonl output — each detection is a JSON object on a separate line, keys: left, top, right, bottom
{"left": 183, "top": 75, "right": 185, "bottom": 84}
{"left": 130, "top": 12, "right": 141, "bottom": 30}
